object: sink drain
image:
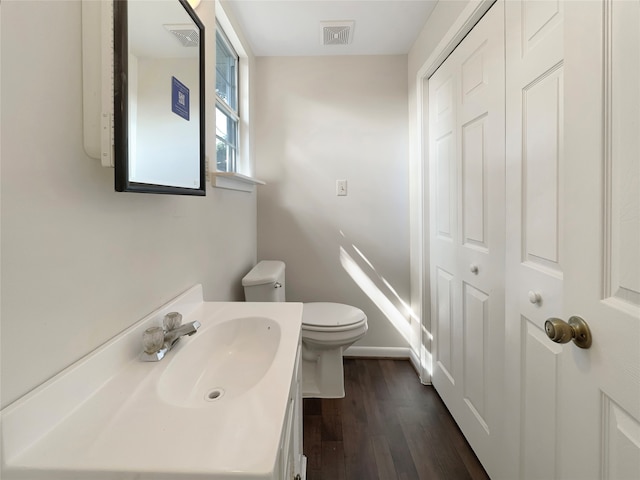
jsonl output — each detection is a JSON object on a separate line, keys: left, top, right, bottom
{"left": 205, "top": 388, "right": 225, "bottom": 402}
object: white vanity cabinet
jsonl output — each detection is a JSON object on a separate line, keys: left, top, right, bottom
{"left": 275, "top": 340, "right": 306, "bottom": 480}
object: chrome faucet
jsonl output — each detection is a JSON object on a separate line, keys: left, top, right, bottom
{"left": 164, "top": 321, "right": 201, "bottom": 348}
{"left": 140, "top": 312, "right": 201, "bottom": 361}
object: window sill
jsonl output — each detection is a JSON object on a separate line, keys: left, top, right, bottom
{"left": 210, "top": 172, "right": 266, "bottom": 192}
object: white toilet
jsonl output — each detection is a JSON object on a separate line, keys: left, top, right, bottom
{"left": 242, "top": 260, "right": 368, "bottom": 398}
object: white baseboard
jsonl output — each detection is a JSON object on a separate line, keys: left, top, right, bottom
{"left": 343, "top": 346, "right": 423, "bottom": 379}
{"left": 343, "top": 345, "right": 411, "bottom": 358}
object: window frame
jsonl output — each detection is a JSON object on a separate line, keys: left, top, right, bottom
{"left": 215, "top": 23, "right": 240, "bottom": 173}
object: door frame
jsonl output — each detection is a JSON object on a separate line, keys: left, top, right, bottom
{"left": 413, "top": 0, "right": 495, "bottom": 383}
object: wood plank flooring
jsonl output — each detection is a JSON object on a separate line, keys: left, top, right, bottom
{"left": 303, "top": 358, "right": 490, "bottom": 480}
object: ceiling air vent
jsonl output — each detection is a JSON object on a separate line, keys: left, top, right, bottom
{"left": 163, "top": 24, "right": 199, "bottom": 47}
{"left": 321, "top": 21, "right": 354, "bottom": 46}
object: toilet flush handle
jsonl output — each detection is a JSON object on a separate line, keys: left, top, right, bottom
{"left": 274, "top": 282, "right": 282, "bottom": 288}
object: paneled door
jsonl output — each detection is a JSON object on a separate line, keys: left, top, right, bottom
{"left": 504, "top": 0, "right": 566, "bottom": 477}
{"left": 505, "top": 1, "right": 640, "bottom": 478}
{"left": 561, "top": 1, "right": 640, "bottom": 478}
{"left": 428, "top": 2, "right": 505, "bottom": 478}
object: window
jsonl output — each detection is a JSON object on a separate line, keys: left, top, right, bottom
{"left": 215, "top": 25, "right": 239, "bottom": 172}
{"left": 211, "top": 6, "right": 263, "bottom": 191}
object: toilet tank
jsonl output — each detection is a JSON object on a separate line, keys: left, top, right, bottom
{"left": 242, "top": 261, "right": 286, "bottom": 302}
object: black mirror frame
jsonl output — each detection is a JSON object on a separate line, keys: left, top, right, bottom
{"left": 113, "top": 0, "right": 206, "bottom": 195}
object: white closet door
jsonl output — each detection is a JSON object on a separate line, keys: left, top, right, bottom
{"left": 428, "top": 2, "right": 506, "bottom": 478}
{"left": 560, "top": 1, "right": 640, "bottom": 478}
{"left": 504, "top": 0, "right": 566, "bottom": 478}
{"left": 505, "top": 1, "right": 640, "bottom": 478}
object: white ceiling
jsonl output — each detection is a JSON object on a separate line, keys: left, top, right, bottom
{"left": 220, "top": 0, "right": 438, "bottom": 56}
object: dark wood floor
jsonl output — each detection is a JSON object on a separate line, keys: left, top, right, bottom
{"left": 303, "top": 358, "right": 490, "bottom": 480}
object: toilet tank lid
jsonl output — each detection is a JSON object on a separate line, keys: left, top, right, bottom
{"left": 242, "top": 260, "right": 285, "bottom": 286}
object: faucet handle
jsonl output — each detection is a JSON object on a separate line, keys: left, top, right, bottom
{"left": 142, "top": 326, "right": 165, "bottom": 354}
{"left": 163, "top": 312, "right": 182, "bottom": 331}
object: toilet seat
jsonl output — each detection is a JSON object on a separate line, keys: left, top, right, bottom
{"left": 302, "top": 302, "right": 367, "bottom": 332}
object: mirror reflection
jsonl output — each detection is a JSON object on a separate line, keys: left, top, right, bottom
{"left": 115, "top": 0, "right": 205, "bottom": 195}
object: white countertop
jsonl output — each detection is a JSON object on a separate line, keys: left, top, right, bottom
{"left": 0, "top": 286, "right": 303, "bottom": 479}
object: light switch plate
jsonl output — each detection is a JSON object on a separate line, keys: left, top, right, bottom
{"left": 336, "top": 179, "right": 347, "bottom": 196}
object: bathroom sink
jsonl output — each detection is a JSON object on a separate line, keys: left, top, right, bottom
{"left": 0, "top": 286, "right": 303, "bottom": 479}
{"left": 158, "top": 316, "right": 281, "bottom": 407}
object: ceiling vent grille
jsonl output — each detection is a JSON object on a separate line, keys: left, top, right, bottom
{"left": 321, "top": 21, "right": 354, "bottom": 46}
{"left": 163, "top": 24, "right": 199, "bottom": 47}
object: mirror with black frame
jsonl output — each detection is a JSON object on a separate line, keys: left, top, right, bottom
{"left": 114, "top": 0, "right": 205, "bottom": 195}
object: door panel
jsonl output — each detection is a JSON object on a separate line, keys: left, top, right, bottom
{"left": 522, "top": 66, "right": 563, "bottom": 270}
{"left": 505, "top": 1, "right": 564, "bottom": 478}
{"left": 462, "top": 282, "right": 489, "bottom": 431}
{"left": 436, "top": 267, "right": 455, "bottom": 382}
{"left": 602, "top": 395, "right": 640, "bottom": 480}
{"left": 435, "top": 133, "right": 455, "bottom": 240}
{"left": 561, "top": 1, "right": 640, "bottom": 478}
{"left": 522, "top": 317, "right": 562, "bottom": 480}
{"left": 428, "top": 2, "right": 505, "bottom": 478}
{"left": 505, "top": 1, "right": 640, "bottom": 478}
{"left": 462, "top": 116, "right": 488, "bottom": 250}
{"left": 607, "top": 0, "right": 640, "bottom": 307}
{"left": 523, "top": 0, "right": 563, "bottom": 52}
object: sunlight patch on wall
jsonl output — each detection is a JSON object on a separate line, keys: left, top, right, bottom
{"left": 339, "top": 246, "right": 412, "bottom": 344}
{"left": 381, "top": 276, "right": 420, "bottom": 323}
{"left": 350, "top": 240, "right": 417, "bottom": 322}
{"left": 339, "top": 230, "right": 434, "bottom": 381}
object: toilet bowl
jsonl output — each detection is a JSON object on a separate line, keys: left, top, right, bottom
{"left": 300, "top": 302, "right": 367, "bottom": 398}
{"left": 242, "top": 261, "right": 368, "bottom": 398}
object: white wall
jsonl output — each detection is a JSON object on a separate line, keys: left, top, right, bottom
{"left": 134, "top": 57, "right": 200, "bottom": 187}
{"left": 255, "top": 55, "right": 410, "bottom": 349}
{"left": 0, "top": 0, "right": 257, "bottom": 408}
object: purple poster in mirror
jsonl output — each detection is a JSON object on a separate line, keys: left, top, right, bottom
{"left": 171, "top": 76, "right": 190, "bottom": 121}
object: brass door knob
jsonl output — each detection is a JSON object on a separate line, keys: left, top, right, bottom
{"left": 544, "top": 316, "right": 592, "bottom": 349}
